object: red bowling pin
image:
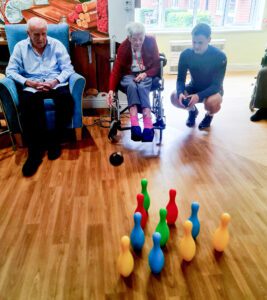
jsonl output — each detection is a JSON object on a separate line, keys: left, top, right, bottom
{"left": 166, "top": 189, "right": 178, "bottom": 225}
{"left": 134, "top": 194, "right": 148, "bottom": 229}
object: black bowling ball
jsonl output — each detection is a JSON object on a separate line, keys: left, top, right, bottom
{"left": 109, "top": 152, "right": 124, "bottom": 166}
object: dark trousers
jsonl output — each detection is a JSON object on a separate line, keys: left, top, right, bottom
{"left": 19, "top": 85, "right": 74, "bottom": 153}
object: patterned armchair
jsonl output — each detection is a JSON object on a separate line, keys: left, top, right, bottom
{"left": 0, "top": 23, "right": 86, "bottom": 145}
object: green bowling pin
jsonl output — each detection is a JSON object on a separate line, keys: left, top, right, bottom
{"left": 155, "top": 208, "right": 170, "bottom": 247}
{"left": 141, "top": 178, "right": 150, "bottom": 212}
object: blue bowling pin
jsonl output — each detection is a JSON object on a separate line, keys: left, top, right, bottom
{"left": 148, "top": 232, "right": 165, "bottom": 274}
{"left": 188, "top": 202, "right": 200, "bottom": 239}
{"left": 130, "top": 212, "right": 145, "bottom": 251}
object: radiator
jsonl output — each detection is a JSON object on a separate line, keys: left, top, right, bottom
{"left": 168, "top": 39, "right": 226, "bottom": 74}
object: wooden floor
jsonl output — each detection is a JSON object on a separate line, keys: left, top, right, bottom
{"left": 0, "top": 73, "right": 267, "bottom": 300}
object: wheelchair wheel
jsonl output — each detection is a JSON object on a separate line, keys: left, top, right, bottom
{"left": 108, "top": 120, "right": 118, "bottom": 141}
{"left": 153, "top": 90, "right": 164, "bottom": 121}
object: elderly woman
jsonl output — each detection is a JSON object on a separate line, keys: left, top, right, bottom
{"left": 107, "top": 22, "right": 160, "bottom": 142}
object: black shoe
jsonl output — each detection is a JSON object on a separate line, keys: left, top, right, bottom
{"left": 48, "top": 144, "right": 61, "bottom": 160}
{"left": 142, "top": 128, "right": 154, "bottom": 142}
{"left": 198, "top": 114, "right": 213, "bottom": 130}
{"left": 131, "top": 126, "right": 142, "bottom": 141}
{"left": 22, "top": 155, "right": 42, "bottom": 177}
{"left": 250, "top": 108, "right": 267, "bottom": 122}
{"left": 186, "top": 107, "right": 199, "bottom": 127}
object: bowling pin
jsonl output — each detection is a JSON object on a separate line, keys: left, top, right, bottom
{"left": 213, "top": 213, "right": 231, "bottom": 252}
{"left": 188, "top": 202, "right": 200, "bottom": 239}
{"left": 117, "top": 236, "right": 134, "bottom": 277}
{"left": 141, "top": 178, "right": 150, "bottom": 212}
{"left": 134, "top": 194, "right": 148, "bottom": 229}
{"left": 166, "top": 189, "right": 178, "bottom": 225}
{"left": 130, "top": 212, "right": 145, "bottom": 251}
{"left": 148, "top": 232, "right": 165, "bottom": 274}
{"left": 179, "top": 220, "right": 196, "bottom": 262}
{"left": 155, "top": 208, "right": 170, "bottom": 247}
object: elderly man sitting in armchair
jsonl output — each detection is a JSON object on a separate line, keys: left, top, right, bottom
{"left": 6, "top": 17, "right": 76, "bottom": 177}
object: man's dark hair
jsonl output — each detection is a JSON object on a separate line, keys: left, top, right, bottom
{"left": 191, "top": 23, "right": 211, "bottom": 38}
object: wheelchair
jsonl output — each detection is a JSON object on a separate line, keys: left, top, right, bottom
{"left": 250, "top": 48, "right": 267, "bottom": 111}
{"left": 108, "top": 53, "right": 167, "bottom": 145}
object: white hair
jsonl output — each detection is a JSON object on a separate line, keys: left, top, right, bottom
{"left": 27, "top": 17, "right": 47, "bottom": 31}
{"left": 126, "top": 22, "right": 145, "bottom": 37}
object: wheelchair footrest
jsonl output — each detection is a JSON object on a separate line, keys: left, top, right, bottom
{"left": 153, "top": 119, "right": 166, "bottom": 130}
{"left": 108, "top": 120, "right": 119, "bottom": 141}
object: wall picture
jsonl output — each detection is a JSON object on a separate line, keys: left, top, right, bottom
{"left": 0, "top": 0, "right": 108, "bottom": 34}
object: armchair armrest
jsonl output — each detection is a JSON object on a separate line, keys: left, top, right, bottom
{"left": 69, "top": 73, "right": 86, "bottom": 128}
{"left": 0, "top": 77, "right": 22, "bottom": 133}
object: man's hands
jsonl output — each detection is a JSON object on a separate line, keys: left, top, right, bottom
{"left": 25, "top": 79, "right": 59, "bottom": 91}
{"left": 188, "top": 94, "right": 199, "bottom": 107}
{"left": 134, "top": 72, "right": 147, "bottom": 83}
{"left": 178, "top": 93, "right": 199, "bottom": 108}
{"left": 42, "top": 79, "right": 59, "bottom": 91}
{"left": 177, "top": 93, "right": 187, "bottom": 107}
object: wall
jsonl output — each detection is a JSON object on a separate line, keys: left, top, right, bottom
{"left": 108, "top": 0, "right": 135, "bottom": 43}
{"left": 152, "top": 1, "right": 267, "bottom": 72}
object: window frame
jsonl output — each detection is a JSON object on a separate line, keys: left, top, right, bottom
{"left": 135, "top": 0, "right": 265, "bottom": 32}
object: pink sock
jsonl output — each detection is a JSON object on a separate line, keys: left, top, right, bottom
{"left": 143, "top": 116, "right": 153, "bottom": 129}
{"left": 130, "top": 115, "right": 139, "bottom": 126}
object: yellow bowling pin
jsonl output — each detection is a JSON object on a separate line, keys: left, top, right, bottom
{"left": 117, "top": 236, "right": 134, "bottom": 277}
{"left": 213, "top": 213, "right": 231, "bottom": 252}
{"left": 179, "top": 220, "right": 196, "bottom": 262}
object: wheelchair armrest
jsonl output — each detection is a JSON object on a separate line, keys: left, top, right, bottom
{"left": 157, "top": 53, "right": 167, "bottom": 87}
{"left": 69, "top": 72, "right": 86, "bottom": 128}
{"left": 159, "top": 53, "right": 167, "bottom": 67}
{"left": 0, "top": 77, "right": 22, "bottom": 133}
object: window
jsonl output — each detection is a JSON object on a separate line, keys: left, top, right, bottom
{"left": 135, "top": 0, "right": 264, "bottom": 31}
